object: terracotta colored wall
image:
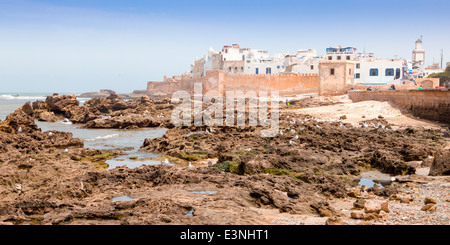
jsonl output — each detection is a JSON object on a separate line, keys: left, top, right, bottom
{"left": 348, "top": 81, "right": 418, "bottom": 91}
{"left": 348, "top": 78, "right": 440, "bottom": 92}
{"left": 222, "top": 73, "right": 319, "bottom": 95}
{"left": 319, "top": 61, "right": 355, "bottom": 96}
{"left": 147, "top": 71, "right": 319, "bottom": 96}
{"left": 348, "top": 89, "right": 450, "bottom": 124}
{"left": 416, "top": 78, "right": 440, "bottom": 88}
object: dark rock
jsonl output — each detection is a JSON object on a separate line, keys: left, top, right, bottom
{"left": 429, "top": 150, "right": 450, "bottom": 176}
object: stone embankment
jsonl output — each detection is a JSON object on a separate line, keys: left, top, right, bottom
{"left": 349, "top": 89, "right": 450, "bottom": 124}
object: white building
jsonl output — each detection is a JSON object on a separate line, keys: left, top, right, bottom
{"left": 191, "top": 44, "right": 286, "bottom": 75}
{"left": 244, "top": 49, "right": 284, "bottom": 75}
{"left": 324, "top": 46, "right": 411, "bottom": 85}
{"left": 283, "top": 49, "right": 321, "bottom": 74}
{"left": 412, "top": 38, "right": 425, "bottom": 71}
{"left": 189, "top": 43, "right": 419, "bottom": 85}
{"left": 354, "top": 58, "right": 407, "bottom": 85}
{"left": 221, "top": 44, "right": 245, "bottom": 62}
{"left": 325, "top": 47, "right": 358, "bottom": 61}
{"left": 204, "top": 47, "right": 220, "bottom": 71}
{"left": 424, "top": 63, "right": 445, "bottom": 77}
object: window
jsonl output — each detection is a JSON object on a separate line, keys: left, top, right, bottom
{"left": 349, "top": 68, "right": 352, "bottom": 75}
{"left": 277, "top": 65, "right": 280, "bottom": 69}
{"left": 311, "top": 65, "right": 314, "bottom": 70}
{"left": 355, "top": 73, "right": 360, "bottom": 79}
{"left": 228, "top": 67, "right": 232, "bottom": 72}
{"left": 356, "top": 63, "right": 360, "bottom": 69}
{"left": 241, "top": 67, "right": 244, "bottom": 72}
{"left": 242, "top": 55, "right": 245, "bottom": 60}
{"left": 369, "top": 68, "right": 378, "bottom": 76}
{"left": 330, "top": 68, "right": 335, "bottom": 75}
{"left": 256, "top": 68, "right": 259, "bottom": 74}
{"left": 337, "top": 56, "right": 341, "bottom": 60}
{"left": 266, "top": 67, "right": 271, "bottom": 74}
{"left": 385, "top": 68, "right": 394, "bottom": 76}
{"left": 328, "top": 56, "right": 332, "bottom": 60}
{"left": 395, "top": 68, "right": 401, "bottom": 79}
{"left": 346, "top": 56, "right": 351, "bottom": 60}
{"left": 225, "top": 49, "right": 228, "bottom": 53}
{"left": 235, "top": 67, "right": 238, "bottom": 72}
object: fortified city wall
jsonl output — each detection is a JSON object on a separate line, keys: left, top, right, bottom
{"left": 348, "top": 89, "right": 450, "bottom": 124}
{"left": 147, "top": 70, "right": 319, "bottom": 96}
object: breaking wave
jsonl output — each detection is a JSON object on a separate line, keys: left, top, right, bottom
{"left": 0, "top": 94, "right": 47, "bottom": 100}
{"left": 85, "top": 133, "right": 120, "bottom": 142}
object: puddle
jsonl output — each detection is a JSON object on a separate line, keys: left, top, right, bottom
{"left": 188, "top": 191, "right": 218, "bottom": 194}
{"left": 358, "top": 178, "right": 378, "bottom": 188}
{"left": 186, "top": 131, "right": 205, "bottom": 137}
{"left": 358, "top": 171, "right": 395, "bottom": 188}
{"left": 186, "top": 209, "right": 195, "bottom": 217}
{"left": 36, "top": 120, "right": 169, "bottom": 169}
{"left": 106, "top": 152, "right": 172, "bottom": 170}
{"left": 111, "top": 196, "right": 138, "bottom": 202}
{"left": 36, "top": 121, "right": 167, "bottom": 152}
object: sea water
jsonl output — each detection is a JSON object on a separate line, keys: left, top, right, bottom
{"left": 358, "top": 171, "right": 394, "bottom": 188}
{"left": 36, "top": 121, "right": 168, "bottom": 169}
{"left": 0, "top": 93, "right": 168, "bottom": 169}
{"left": 0, "top": 93, "right": 90, "bottom": 120}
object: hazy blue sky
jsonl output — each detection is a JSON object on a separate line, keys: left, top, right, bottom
{"left": 1, "top": 0, "right": 449, "bottom": 93}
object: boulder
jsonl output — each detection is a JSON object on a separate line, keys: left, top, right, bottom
{"left": 38, "top": 111, "right": 59, "bottom": 122}
{"left": 421, "top": 204, "right": 437, "bottom": 212}
{"left": 378, "top": 210, "right": 387, "bottom": 221}
{"left": 346, "top": 187, "right": 361, "bottom": 198}
{"left": 353, "top": 198, "right": 366, "bottom": 210}
{"left": 310, "top": 201, "right": 339, "bottom": 217}
{"left": 20, "top": 102, "right": 34, "bottom": 116}
{"left": 429, "top": 150, "right": 450, "bottom": 176}
{"left": 350, "top": 211, "right": 365, "bottom": 219}
{"left": 380, "top": 202, "right": 390, "bottom": 213}
{"left": 45, "top": 94, "right": 79, "bottom": 113}
{"left": 363, "top": 213, "right": 379, "bottom": 221}
{"left": 424, "top": 197, "right": 437, "bottom": 204}
{"left": 0, "top": 107, "right": 39, "bottom": 133}
{"left": 364, "top": 201, "right": 381, "bottom": 214}
{"left": 400, "top": 197, "right": 411, "bottom": 203}
{"left": 325, "top": 217, "right": 346, "bottom": 225}
{"left": 421, "top": 156, "right": 434, "bottom": 167}
{"left": 79, "top": 89, "right": 116, "bottom": 98}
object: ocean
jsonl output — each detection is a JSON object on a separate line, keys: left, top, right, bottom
{"left": 0, "top": 93, "right": 168, "bottom": 169}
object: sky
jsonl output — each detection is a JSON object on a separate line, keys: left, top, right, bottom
{"left": 0, "top": 0, "right": 449, "bottom": 94}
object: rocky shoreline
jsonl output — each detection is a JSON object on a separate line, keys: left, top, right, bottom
{"left": 33, "top": 93, "right": 174, "bottom": 128}
{"left": 0, "top": 94, "right": 448, "bottom": 225}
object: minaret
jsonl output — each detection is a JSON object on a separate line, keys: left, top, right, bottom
{"left": 412, "top": 37, "right": 425, "bottom": 71}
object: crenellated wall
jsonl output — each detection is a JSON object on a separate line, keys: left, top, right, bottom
{"left": 147, "top": 70, "right": 319, "bottom": 95}
{"left": 347, "top": 78, "right": 440, "bottom": 91}
{"left": 348, "top": 89, "right": 450, "bottom": 124}
{"left": 222, "top": 73, "right": 318, "bottom": 95}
